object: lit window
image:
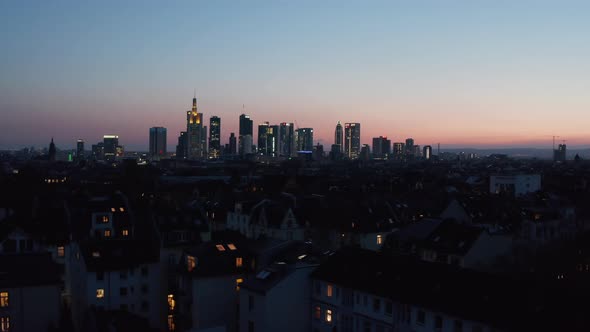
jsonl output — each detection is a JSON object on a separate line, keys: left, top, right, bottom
{"left": 92, "top": 251, "right": 101, "bottom": 258}
{"left": 57, "top": 246, "right": 65, "bottom": 257}
{"left": 325, "top": 309, "right": 332, "bottom": 322}
{"left": 122, "top": 229, "right": 129, "bottom": 236}
{"left": 167, "top": 314, "right": 175, "bottom": 331}
{"left": 236, "top": 257, "right": 243, "bottom": 268}
{"left": 167, "top": 294, "right": 175, "bottom": 311}
{"left": 236, "top": 278, "right": 243, "bottom": 291}
{"left": 326, "top": 284, "right": 333, "bottom": 297}
{"left": 120, "top": 207, "right": 125, "bottom": 212}
{"left": 96, "top": 289, "right": 105, "bottom": 299}
{"left": 0, "top": 293, "right": 7, "bottom": 307}
{"left": 187, "top": 256, "right": 196, "bottom": 272}
{"left": 102, "top": 216, "right": 109, "bottom": 223}
{"left": 0, "top": 316, "right": 9, "bottom": 332}
{"left": 111, "top": 208, "right": 116, "bottom": 212}
{"left": 216, "top": 244, "right": 226, "bottom": 251}
{"left": 377, "top": 234, "right": 383, "bottom": 245}
{"left": 314, "top": 306, "right": 321, "bottom": 319}
{"left": 227, "top": 243, "right": 237, "bottom": 250}
{"left": 104, "top": 230, "right": 111, "bottom": 237}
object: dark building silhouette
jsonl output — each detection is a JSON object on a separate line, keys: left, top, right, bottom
{"left": 103, "top": 135, "right": 119, "bottom": 161}
{"left": 239, "top": 114, "right": 253, "bottom": 155}
{"left": 48, "top": 138, "right": 56, "bottom": 161}
{"left": 176, "top": 131, "right": 187, "bottom": 160}
{"left": 296, "top": 128, "right": 314, "bottom": 152}
{"left": 372, "top": 136, "right": 391, "bottom": 159}
{"left": 76, "top": 139, "right": 84, "bottom": 159}
{"left": 209, "top": 116, "right": 221, "bottom": 159}
{"left": 334, "top": 121, "right": 343, "bottom": 151}
{"left": 187, "top": 96, "right": 206, "bottom": 159}
{"left": 279, "top": 122, "right": 294, "bottom": 157}
{"left": 149, "top": 127, "right": 167, "bottom": 160}
{"left": 554, "top": 144, "right": 566, "bottom": 162}
{"left": 423, "top": 145, "right": 433, "bottom": 160}
{"left": 344, "top": 123, "right": 360, "bottom": 159}
{"left": 228, "top": 132, "right": 237, "bottom": 155}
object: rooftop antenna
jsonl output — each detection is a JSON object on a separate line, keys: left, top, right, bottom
{"left": 194, "top": 88, "right": 196, "bottom": 98}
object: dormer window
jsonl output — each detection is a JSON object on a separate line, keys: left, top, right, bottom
{"left": 216, "top": 244, "right": 226, "bottom": 252}
{"left": 236, "top": 257, "right": 243, "bottom": 268}
{"left": 227, "top": 243, "right": 237, "bottom": 250}
{"left": 102, "top": 216, "right": 109, "bottom": 223}
{"left": 111, "top": 208, "right": 116, "bottom": 212}
{"left": 187, "top": 256, "right": 196, "bottom": 272}
{"left": 120, "top": 207, "right": 125, "bottom": 212}
{"left": 122, "top": 229, "right": 129, "bottom": 237}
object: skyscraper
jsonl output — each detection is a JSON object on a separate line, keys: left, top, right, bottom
{"left": 405, "top": 138, "right": 415, "bottom": 157}
{"left": 344, "top": 123, "right": 361, "bottom": 159}
{"left": 103, "top": 135, "right": 119, "bottom": 161}
{"left": 279, "top": 123, "right": 295, "bottom": 157}
{"left": 149, "top": 127, "right": 167, "bottom": 160}
{"left": 423, "top": 145, "right": 432, "bottom": 160}
{"left": 393, "top": 142, "right": 405, "bottom": 160}
{"left": 258, "top": 122, "right": 269, "bottom": 155}
{"left": 76, "top": 139, "right": 84, "bottom": 159}
{"left": 229, "top": 132, "right": 237, "bottom": 155}
{"left": 372, "top": 136, "right": 391, "bottom": 159}
{"left": 334, "top": 121, "right": 343, "bottom": 148}
{"left": 239, "top": 114, "right": 253, "bottom": 156}
{"left": 209, "top": 116, "right": 221, "bottom": 159}
{"left": 176, "top": 132, "right": 187, "bottom": 160}
{"left": 554, "top": 144, "right": 566, "bottom": 162}
{"left": 48, "top": 138, "right": 56, "bottom": 162}
{"left": 296, "top": 128, "right": 314, "bottom": 151}
{"left": 186, "top": 96, "right": 206, "bottom": 159}
{"left": 267, "top": 124, "right": 279, "bottom": 157}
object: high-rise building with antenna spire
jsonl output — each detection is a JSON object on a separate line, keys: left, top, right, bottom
{"left": 186, "top": 94, "right": 206, "bottom": 159}
{"left": 335, "top": 121, "right": 343, "bottom": 149}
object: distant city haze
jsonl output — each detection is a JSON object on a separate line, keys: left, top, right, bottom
{"left": 2, "top": 1, "right": 590, "bottom": 151}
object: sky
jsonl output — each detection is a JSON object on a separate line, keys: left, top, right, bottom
{"left": 1, "top": 0, "right": 590, "bottom": 151}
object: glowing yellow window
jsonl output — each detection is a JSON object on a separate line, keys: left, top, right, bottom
{"left": 111, "top": 208, "right": 116, "bottom": 212}
{"left": 57, "top": 246, "right": 65, "bottom": 257}
{"left": 167, "top": 294, "right": 176, "bottom": 311}
{"left": 377, "top": 234, "right": 383, "bottom": 245}
{"left": 102, "top": 216, "right": 109, "bottom": 223}
{"left": 120, "top": 207, "right": 125, "bottom": 212}
{"left": 326, "top": 284, "right": 333, "bottom": 297}
{"left": 0, "top": 292, "right": 8, "bottom": 307}
{"left": 326, "top": 309, "right": 332, "bottom": 322}
{"left": 187, "top": 256, "right": 196, "bottom": 272}
{"left": 236, "top": 257, "right": 243, "bottom": 268}
{"left": 104, "top": 230, "right": 111, "bottom": 237}
{"left": 216, "top": 244, "right": 226, "bottom": 251}
{"left": 0, "top": 316, "right": 9, "bottom": 332}
{"left": 122, "top": 229, "right": 129, "bottom": 236}
{"left": 167, "top": 314, "right": 175, "bottom": 331}
{"left": 227, "top": 243, "right": 237, "bottom": 250}
{"left": 96, "top": 289, "right": 105, "bottom": 299}
{"left": 236, "top": 278, "right": 243, "bottom": 291}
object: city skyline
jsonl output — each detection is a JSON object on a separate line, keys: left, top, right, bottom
{"left": 3, "top": 1, "right": 590, "bottom": 150}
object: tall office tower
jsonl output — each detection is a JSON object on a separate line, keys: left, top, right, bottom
{"left": 393, "top": 142, "right": 405, "bottom": 159}
{"left": 228, "top": 133, "right": 237, "bottom": 156}
{"left": 344, "top": 123, "right": 361, "bottom": 159}
{"left": 208, "top": 116, "right": 221, "bottom": 159}
{"left": 372, "top": 136, "right": 391, "bottom": 159}
{"left": 423, "top": 145, "right": 433, "bottom": 160}
{"left": 258, "top": 122, "right": 270, "bottom": 155}
{"left": 76, "top": 139, "right": 85, "bottom": 159}
{"left": 313, "top": 144, "right": 324, "bottom": 160}
{"left": 186, "top": 96, "right": 206, "bottom": 159}
{"left": 48, "top": 138, "right": 56, "bottom": 162}
{"left": 413, "top": 145, "right": 422, "bottom": 157}
{"left": 92, "top": 143, "right": 105, "bottom": 160}
{"left": 176, "top": 132, "right": 187, "bottom": 160}
{"left": 554, "top": 144, "right": 566, "bottom": 162}
{"left": 149, "top": 127, "right": 167, "bottom": 160}
{"left": 103, "top": 135, "right": 119, "bottom": 161}
{"left": 239, "top": 114, "right": 253, "bottom": 155}
{"left": 360, "top": 144, "right": 371, "bottom": 161}
{"left": 268, "top": 125, "right": 280, "bottom": 157}
{"left": 335, "top": 121, "right": 343, "bottom": 148}
{"left": 330, "top": 144, "right": 342, "bottom": 160}
{"left": 405, "top": 138, "right": 415, "bottom": 157}
{"left": 279, "top": 122, "right": 295, "bottom": 157}
{"left": 295, "top": 128, "right": 314, "bottom": 151}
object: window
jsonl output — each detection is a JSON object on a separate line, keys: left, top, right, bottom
{"left": 111, "top": 208, "right": 116, "bottom": 212}
{"left": 248, "top": 321, "right": 254, "bottom": 332}
{"left": 326, "top": 284, "right": 333, "bottom": 297}
{"left": 314, "top": 306, "right": 321, "bottom": 319}
{"left": 0, "top": 317, "right": 9, "bottom": 332}
{"left": 187, "top": 256, "right": 196, "bottom": 272}
{"left": 315, "top": 281, "right": 321, "bottom": 295}
{"left": 325, "top": 309, "right": 333, "bottom": 323}
{"left": 435, "top": 316, "right": 443, "bottom": 330}
{"left": 377, "top": 234, "right": 383, "bottom": 245}
{"left": 385, "top": 301, "right": 393, "bottom": 316}
{"left": 96, "top": 271, "right": 104, "bottom": 281}
{"left": 168, "top": 314, "right": 175, "bottom": 331}
{"left": 102, "top": 216, "right": 109, "bottom": 223}
{"left": 417, "top": 310, "right": 425, "bottom": 325}
{"left": 122, "top": 229, "right": 129, "bottom": 236}
{"left": 96, "top": 289, "right": 105, "bottom": 299}
{"left": 0, "top": 293, "right": 7, "bottom": 307}
{"left": 104, "top": 229, "right": 111, "bottom": 237}
{"left": 454, "top": 320, "right": 463, "bottom": 332}
{"left": 236, "top": 257, "right": 243, "bottom": 268}
{"left": 120, "top": 288, "right": 127, "bottom": 296}
{"left": 373, "top": 298, "right": 381, "bottom": 312}
{"left": 249, "top": 295, "right": 255, "bottom": 311}
{"left": 120, "top": 207, "right": 125, "bottom": 212}
{"left": 168, "top": 294, "right": 175, "bottom": 311}
{"left": 236, "top": 278, "right": 243, "bottom": 291}
{"left": 216, "top": 244, "right": 226, "bottom": 251}
{"left": 228, "top": 243, "right": 237, "bottom": 250}
{"left": 57, "top": 246, "right": 65, "bottom": 257}
{"left": 92, "top": 251, "right": 100, "bottom": 258}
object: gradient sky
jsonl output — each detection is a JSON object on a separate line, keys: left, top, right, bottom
{"left": 2, "top": 0, "right": 590, "bottom": 151}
